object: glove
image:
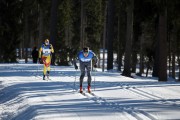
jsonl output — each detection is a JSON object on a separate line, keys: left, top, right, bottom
{"left": 94, "top": 64, "right": 97, "bottom": 68}
{"left": 75, "top": 65, "right": 78, "bottom": 70}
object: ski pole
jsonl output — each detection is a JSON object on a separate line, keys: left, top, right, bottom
{"left": 94, "top": 68, "right": 96, "bottom": 91}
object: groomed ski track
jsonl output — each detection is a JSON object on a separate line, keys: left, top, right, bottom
{"left": 0, "top": 63, "right": 180, "bottom": 120}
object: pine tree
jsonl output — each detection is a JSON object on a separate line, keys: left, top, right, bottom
{"left": 107, "top": 0, "right": 115, "bottom": 70}
{"left": 122, "top": 0, "right": 134, "bottom": 77}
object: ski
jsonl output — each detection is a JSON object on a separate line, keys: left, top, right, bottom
{"left": 42, "top": 75, "right": 52, "bottom": 81}
{"left": 42, "top": 78, "right": 52, "bottom": 81}
{"left": 47, "top": 78, "right": 52, "bottom": 81}
{"left": 77, "top": 88, "right": 93, "bottom": 96}
{"left": 78, "top": 88, "right": 86, "bottom": 96}
{"left": 47, "top": 76, "right": 51, "bottom": 80}
{"left": 86, "top": 91, "right": 96, "bottom": 97}
{"left": 79, "top": 91, "right": 86, "bottom": 96}
{"left": 47, "top": 75, "right": 51, "bottom": 80}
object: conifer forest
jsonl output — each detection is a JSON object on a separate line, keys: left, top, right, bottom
{"left": 0, "top": 0, "right": 180, "bottom": 81}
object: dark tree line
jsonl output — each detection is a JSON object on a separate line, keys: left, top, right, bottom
{"left": 0, "top": 0, "right": 180, "bottom": 81}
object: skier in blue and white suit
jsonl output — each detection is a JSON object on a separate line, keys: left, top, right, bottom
{"left": 74, "top": 47, "right": 98, "bottom": 93}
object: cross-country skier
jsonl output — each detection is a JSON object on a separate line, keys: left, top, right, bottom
{"left": 74, "top": 47, "right": 98, "bottom": 93}
{"left": 39, "top": 39, "right": 54, "bottom": 80}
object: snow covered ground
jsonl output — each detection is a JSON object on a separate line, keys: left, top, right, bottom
{"left": 0, "top": 62, "right": 180, "bottom": 120}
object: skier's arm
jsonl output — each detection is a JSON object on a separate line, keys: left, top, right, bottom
{"left": 50, "top": 44, "right": 54, "bottom": 53}
{"left": 73, "top": 54, "right": 79, "bottom": 69}
{"left": 93, "top": 52, "right": 98, "bottom": 68}
{"left": 39, "top": 47, "right": 42, "bottom": 58}
{"left": 93, "top": 53, "right": 98, "bottom": 64}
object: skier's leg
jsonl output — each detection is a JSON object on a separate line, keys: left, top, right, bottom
{"left": 43, "top": 64, "right": 46, "bottom": 80}
{"left": 80, "top": 69, "right": 85, "bottom": 93}
{"left": 80, "top": 63, "right": 85, "bottom": 89}
{"left": 42, "top": 56, "right": 47, "bottom": 80}
{"left": 47, "top": 70, "right": 50, "bottom": 75}
{"left": 87, "top": 64, "right": 92, "bottom": 86}
{"left": 47, "top": 66, "right": 50, "bottom": 79}
{"left": 46, "top": 56, "right": 51, "bottom": 79}
{"left": 87, "top": 63, "right": 92, "bottom": 92}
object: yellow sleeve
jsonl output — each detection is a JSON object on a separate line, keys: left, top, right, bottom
{"left": 51, "top": 44, "right": 54, "bottom": 53}
{"left": 39, "top": 47, "right": 42, "bottom": 58}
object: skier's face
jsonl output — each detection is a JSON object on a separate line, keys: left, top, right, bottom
{"left": 83, "top": 51, "right": 89, "bottom": 57}
{"left": 45, "top": 41, "right": 49, "bottom": 45}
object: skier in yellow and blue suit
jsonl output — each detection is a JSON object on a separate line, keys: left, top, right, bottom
{"left": 39, "top": 39, "right": 54, "bottom": 80}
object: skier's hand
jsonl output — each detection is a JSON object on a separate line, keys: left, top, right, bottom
{"left": 94, "top": 64, "right": 97, "bottom": 68}
{"left": 75, "top": 65, "right": 78, "bottom": 70}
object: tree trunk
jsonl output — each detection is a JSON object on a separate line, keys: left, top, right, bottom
{"left": 139, "top": 34, "right": 144, "bottom": 76}
{"left": 117, "top": 13, "right": 123, "bottom": 72}
{"left": 24, "top": 15, "right": 29, "bottom": 63}
{"left": 131, "top": 51, "right": 137, "bottom": 73}
{"left": 117, "top": 14, "right": 120, "bottom": 71}
{"left": 117, "top": 6, "right": 126, "bottom": 72}
{"left": 152, "top": 16, "right": 159, "bottom": 77}
{"left": 168, "top": 28, "right": 171, "bottom": 77}
{"left": 118, "top": 51, "right": 123, "bottom": 71}
{"left": 21, "top": 39, "right": 25, "bottom": 59}
{"left": 107, "top": 0, "right": 115, "bottom": 70}
{"left": 65, "top": 25, "right": 70, "bottom": 46}
{"left": 24, "top": 0, "right": 30, "bottom": 63}
{"left": 38, "top": 5, "right": 44, "bottom": 48}
{"left": 158, "top": 9, "right": 167, "bottom": 81}
{"left": 178, "top": 56, "right": 180, "bottom": 81}
{"left": 172, "top": 27, "right": 178, "bottom": 79}
{"left": 172, "top": 51, "right": 175, "bottom": 79}
{"left": 122, "top": 0, "right": 134, "bottom": 77}
{"left": 102, "top": 2, "right": 107, "bottom": 72}
{"left": 80, "top": 0, "right": 85, "bottom": 48}
{"left": 50, "top": 0, "right": 58, "bottom": 65}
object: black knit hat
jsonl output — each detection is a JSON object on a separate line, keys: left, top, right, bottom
{"left": 83, "top": 47, "right": 89, "bottom": 52}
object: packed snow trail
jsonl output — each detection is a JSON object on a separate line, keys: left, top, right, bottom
{"left": 0, "top": 63, "right": 180, "bottom": 120}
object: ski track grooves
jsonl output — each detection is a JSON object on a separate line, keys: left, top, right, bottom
{"left": 47, "top": 69, "right": 157, "bottom": 120}
{"left": 1, "top": 64, "right": 179, "bottom": 120}
{"left": 70, "top": 80, "right": 156, "bottom": 120}
{"left": 71, "top": 79, "right": 179, "bottom": 120}
{"left": 119, "top": 83, "right": 179, "bottom": 107}
{"left": 98, "top": 81, "right": 179, "bottom": 107}
{"left": 81, "top": 91, "right": 156, "bottom": 120}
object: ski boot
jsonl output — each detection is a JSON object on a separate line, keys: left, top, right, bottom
{"left": 88, "top": 85, "right": 91, "bottom": 93}
{"left": 47, "top": 71, "right": 50, "bottom": 80}
{"left": 43, "top": 74, "right": 45, "bottom": 80}
{"left": 80, "top": 86, "right": 83, "bottom": 93}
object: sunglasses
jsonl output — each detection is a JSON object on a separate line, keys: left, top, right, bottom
{"left": 83, "top": 51, "right": 89, "bottom": 54}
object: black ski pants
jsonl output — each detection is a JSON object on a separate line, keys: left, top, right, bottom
{"left": 79, "top": 61, "right": 92, "bottom": 87}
